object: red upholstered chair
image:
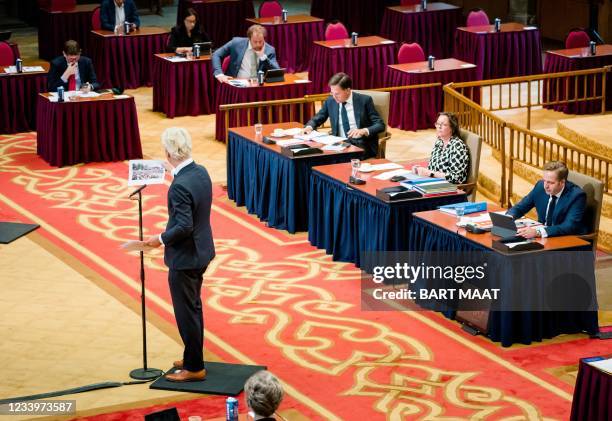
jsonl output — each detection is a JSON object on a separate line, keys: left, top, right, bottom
{"left": 397, "top": 43, "right": 425, "bottom": 64}
{"left": 565, "top": 29, "right": 590, "bottom": 49}
{"left": 222, "top": 56, "right": 230, "bottom": 73}
{"left": 325, "top": 22, "right": 349, "bottom": 41}
{"left": 466, "top": 10, "right": 490, "bottom": 27}
{"left": 400, "top": 0, "right": 420, "bottom": 5}
{"left": 91, "top": 7, "right": 101, "bottom": 30}
{"left": 0, "top": 41, "right": 15, "bottom": 66}
{"left": 258, "top": 0, "right": 283, "bottom": 18}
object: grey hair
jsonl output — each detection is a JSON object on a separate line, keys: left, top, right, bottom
{"left": 244, "top": 370, "right": 284, "bottom": 417}
{"left": 161, "top": 127, "right": 192, "bottom": 161}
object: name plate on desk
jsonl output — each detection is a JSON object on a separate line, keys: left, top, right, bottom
{"left": 376, "top": 186, "right": 423, "bottom": 201}
{"left": 280, "top": 143, "right": 323, "bottom": 157}
{"left": 491, "top": 238, "right": 544, "bottom": 253}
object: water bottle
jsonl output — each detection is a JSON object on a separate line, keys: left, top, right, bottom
{"left": 124, "top": 21, "right": 131, "bottom": 35}
{"left": 351, "top": 32, "right": 358, "bottom": 46}
{"left": 590, "top": 41, "right": 596, "bottom": 55}
{"left": 428, "top": 55, "right": 435, "bottom": 70}
{"left": 494, "top": 18, "right": 501, "bottom": 32}
{"left": 421, "top": 0, "right": 427, "bottom": 10}
{"left": 57, "top": 86, "right": 65, "bottom": 102}
{"left": 226, "top": 397, "right": 238, "bottom": 421}
{"left": 282, "top": 9, "right": 288, "bottom": 23}
{"left": 257, "top": 70, "right": 264, "bottom": 86}
{"left": 15, "top": 58, "right": 23, "bottom": 73}
{"left": 193, "top": 44, "right": 201, "bottom": 59}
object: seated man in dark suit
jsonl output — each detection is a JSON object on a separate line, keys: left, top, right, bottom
{"left": 304, "top": 72, "right": 385, "bottom": 159}
{"left": 100, "top": 0, "right": 140, "bottom": 32}
{"left": 47, "top": 40, "right": 100, "bottom": 92}
{"left": 507, "top": 161, "right": 588, "bottom": 238}
{"left": 212, "top": 24, "right": 279, "bottom": 83}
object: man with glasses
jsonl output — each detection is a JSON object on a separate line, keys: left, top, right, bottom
{"left": 47, "top": 40, "right": 100, "bottom": 92}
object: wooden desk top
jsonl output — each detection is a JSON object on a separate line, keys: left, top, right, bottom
{"left": 413, "top": 206, "right": 590, "bottom": 253}
{"left": 312, "top": 158, "right": 464, "bottom": 203}
{"left": 388, "top": 58, "right": 475, "bottom": 74}
{"left": 387, "top": 2, "right": 461, "bottom": 14}
{"left": 42, "top": 4, "right": 98, "bottom": 13}
{"left": 1, "top": 63, "right": 49, "bottom": 76}
{"left": 547, "top": 44, "right": 612, "bottom": 59}
{"left": 91, "top": 27, "right": 169, "bottom": 38}
{"left": 458, "top": 22, "right": 538, "bottom": 34}
{"left": 246, "top": 14, "right": 324, "bottom": 25}
{"left": 39, "top": 91, "right": 131, "bottom": 102}
{"left": 224, "top": 73, "right": 310, "bottom": 88}
{"left": 314, "top": 36, "right": 396, "bottom": 49}
{"left": 154, "top": 52, "right": 212, "bottom": 62}
{"left": 229, "top": 122, "right": 363, "bottom": 160}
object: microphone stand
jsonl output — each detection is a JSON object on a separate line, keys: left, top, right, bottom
{"left": 128, "top": 185, "right": 163, "bottom": 380}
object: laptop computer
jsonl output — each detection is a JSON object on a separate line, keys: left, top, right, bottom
{"left": 264, "top": 68, "right": 285, "bottom": 83}
{"left": 193, "top": 41, "right": 212, "bottom": 55}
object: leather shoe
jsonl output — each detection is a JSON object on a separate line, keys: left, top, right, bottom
{"left": 173, "top": 359, "right": 183, "bottom": 369}
{"left": 165, "top": 369, "right": 206, "bottom": 382}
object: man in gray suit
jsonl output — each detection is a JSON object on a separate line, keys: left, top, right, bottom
{"left": 212, "top": 24, "right": 279, "bottom": 83}
{"left": 144, "top": 127, "right": 215, "bottom": 382}
{"left": 304, "top": 73, "right": 385, "bottom": 159}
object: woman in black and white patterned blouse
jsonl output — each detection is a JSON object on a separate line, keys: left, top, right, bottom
{"left": 413, "top": 112, "right": 469, "bottom": 184}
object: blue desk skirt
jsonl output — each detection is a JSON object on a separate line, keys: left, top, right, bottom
{"left": 410, "top": 216, "right": 599, "bottom": 347}
{"left": 227, "top": 131, "right": 361, "bottom": 233}
{"left": 308, "top": 169, "right": 467, "bottom": 269}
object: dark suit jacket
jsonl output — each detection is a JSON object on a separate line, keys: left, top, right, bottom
{"left": 100, "top": 0, "right": 140, "bottom": 31}
{"left": 161, "top": 162, "right": 216, "bottom": 271}
{"left": 211, "top": 37, "right": 279, "bottom": 77}
{"left": 166, "top": 26, "right": 211, "bottom": 53}
{"left": 47, "top": 56, "right": 100, "bottom": 92}
{"left": 507, "top": 180, "right": 588, "bottom": 237}
{"left": 305, "top": 92, "right": 385, "bottom": 159}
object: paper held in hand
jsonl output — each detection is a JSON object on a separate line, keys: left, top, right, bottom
{"left": 120, "top": 240, "right": 155, "bottom": 252}
{"left": 128, "top": 160, "right": 166, "bottom": 186}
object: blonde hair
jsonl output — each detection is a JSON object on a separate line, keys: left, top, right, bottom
{"left": 161, "top": 127, "right": 192, "bottom": 161}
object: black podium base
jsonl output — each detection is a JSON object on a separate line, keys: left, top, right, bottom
{"left": 150, "top": 361, "right": 266, "bottom": 395}
{"left": 130, "top": 367, "right": 163, "bottom": 380}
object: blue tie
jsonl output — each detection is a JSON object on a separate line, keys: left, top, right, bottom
{"left": 340, "top": 102, "right": 350, "bottom": 137}
{"left": 545, "top": 195, "right": 557, "bottom": 226}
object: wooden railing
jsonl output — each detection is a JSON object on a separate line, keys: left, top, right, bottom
{"left": 444, "top": 66, "right": 611, "bottom": 206}
{"left": 218, "top": 82, "right": 443, "bottom": 142}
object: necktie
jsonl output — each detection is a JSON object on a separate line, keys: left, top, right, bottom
{"left": 251, "top": 50, "right": 258, "bottom": 78}
{"left": 340, "top": 102, "right": 350, "bottom": 137}
{"left": 545, "top": 195, "right": 557, "bottom": 226}
{"left": 68, "top": 74, "right": 76, "bottom": 91}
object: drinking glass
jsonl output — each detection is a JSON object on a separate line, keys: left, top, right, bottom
{"left": 351, "top": 159, "right": 361, "bottom": 178}
{"left": 455, "top": 205, "right": 465, "bottom": 224}
{"left": 254, "top": 123, "right": 263, "bottom": 137}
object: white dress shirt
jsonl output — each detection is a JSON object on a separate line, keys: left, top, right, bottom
{"left": 337, "top": 92, "right": 358, "bottom": 138}
{"left": 537, "top": 185, "right": 565, "bottom": 238}
{"left": 115, "top": 2, "right": 126, "bottom": 27}
{"left": 236, "top": 41, "right": 267, "bottom": 79}
{"left": 158, "top": 158, "right": 194, "bottom": 245}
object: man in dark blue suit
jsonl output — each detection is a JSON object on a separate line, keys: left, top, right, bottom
{"left": 304, "top": 72, "right": 385, "bottom": 159}
{"left": 47, "top": 40, "right": 100, "bottom": 92}
{"left": 212, "top": 24, "right": 279, "bottom": 82}
{"left": 144, "top": 128, "right": 215, "bottom": 382}
{"left": 507, "top": 161, "right": 587, "bottom": 238}
{"left": 100, "top": 0, "right": 140, "bottom": 32}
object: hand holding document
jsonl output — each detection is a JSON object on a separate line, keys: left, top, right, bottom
{"left": 120, "top": 240, "right": 156, "bottom": 252}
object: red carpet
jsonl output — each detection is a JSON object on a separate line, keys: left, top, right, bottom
{"left": 1, "top": 133, "right": 610, "bottom": 420}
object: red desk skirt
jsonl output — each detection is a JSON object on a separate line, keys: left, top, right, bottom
{"left": 543, "top": 52, "right": 612, "bottom": 114}
{"left": 454, "top": 26, "right": 542, "bottom": 80}
{"left": 0, "top": 71, "right": 48, "bottom": 134}
{"left": 570, "top": 358, "right": 612, "bottom": 421}
{"left": 215, "top": 79, "right": 312, "bottom": 142}
{"left": 38, "top": 6, "right": 95, "bottom": 61}
{"left": 385, "top": 61, "right": 478, "bottom": 131}
{"left": 178, "top": 0, "right": 255, "bottom": 47}
{"left": 36, "top": 95, "right": 143, "bottom": 166}
{"left": 152, "top": 55, "right": 216, "bottom": 118}
{"left": 90, "top": 30, "right": 169, "bottom": 90}
{"left": 308, "top": 40, "right": 397, "bottom": 94}
{"left": 380, "top": 5, "right": 463, "bottom": 59}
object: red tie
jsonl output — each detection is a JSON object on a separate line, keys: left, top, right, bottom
{"left": 68, "top": 74, "right": 76, "bottom": 91}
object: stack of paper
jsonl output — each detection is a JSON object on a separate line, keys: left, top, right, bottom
{"left": 412, "top": 180, "right": 457, "bottom": 195}
{"left": 294, "top": 130, "right": 325, "bottom": 141}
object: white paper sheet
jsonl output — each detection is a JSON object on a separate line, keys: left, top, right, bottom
{"left": 128, "top": 159, "right": 166, "bottom": 186}
{"left": 587, "top": 358, "right": 612, "bottom": 374}
{"left": 373, "top": 169, "right": 412, "bottom": 180}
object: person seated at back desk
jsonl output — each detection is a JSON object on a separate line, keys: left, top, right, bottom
{"left": 507, "top": 160, "right": 588, "bottom": 239}
{"left": 100, "top": 0, "right": 140, "bottom": 32}
{"left": 166, "top": 7, "right": 211, "bottom": 54}
{"left": 212, "top": 24, "right": 279, "bottom": 83}
{"left": 303, "top": 72, "right": 385, "bottom": 159}
{"left": 47, "top": 40, "right": 100, "bottom": 92}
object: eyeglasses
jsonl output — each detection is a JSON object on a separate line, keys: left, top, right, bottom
{"left": 434, "top": 122, "right": 449, "bottom": 128}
